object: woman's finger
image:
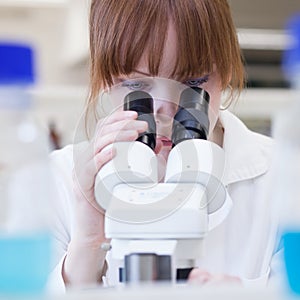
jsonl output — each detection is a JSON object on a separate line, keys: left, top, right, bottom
{"left": 92, "top": 129, "right": 141, "bottom": 155}
{"left": 96, "top": 110, "right": 137, "bottom": 131}
{"left": 73, "top": 146, "right": 116, "bottom": 196}
{"left": 93, "top": 146, "right": 116, "bottom": 171}
{"left": 188, "top": 269, "right": 212, "bottom": 285}
{"left": 188, "top": 268, "right": 242, "bottom": 286}
{"left": 205, "top": 274, "right": 242, "bottom": 286}
{"left": 98, "top": 119, "right": 148, "bottom": 137}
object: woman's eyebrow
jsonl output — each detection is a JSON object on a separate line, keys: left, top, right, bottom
{"left": 115, "top": 69, "right": 152, "bottom": 81}
{"left": 132, "top": 69, "right": 152, "bottom": 77}
{"left": 187, "top": 74, "right": 210, "bottom": 80}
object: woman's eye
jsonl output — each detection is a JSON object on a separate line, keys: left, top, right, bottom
{"left": 184, "top": 76, "right": 209, "bottom": 87}
{"left": 122, "top": 80, "right": 148, "bottom": 91}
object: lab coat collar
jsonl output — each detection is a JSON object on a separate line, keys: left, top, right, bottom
{"left": 219, "top": 110, "right": 273, "bottom": 186}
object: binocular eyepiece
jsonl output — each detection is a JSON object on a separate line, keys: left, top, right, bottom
{"left": 124, "top": 87, "right": 210, "bottom": 150}
{"left": 124, "top": 91, "right": 157, "bottom": 151}
{"left": 172, "top": 87, "right": 210, "bottom": 145}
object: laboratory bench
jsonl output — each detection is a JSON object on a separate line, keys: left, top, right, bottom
{"left": 50, "top": 285, "right": 297, "bottom": 300}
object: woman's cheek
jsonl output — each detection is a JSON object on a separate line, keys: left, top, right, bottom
{"left": 207, "top": 90, "right": 222, "bottom": 135}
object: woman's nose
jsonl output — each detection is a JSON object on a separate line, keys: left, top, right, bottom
{"left": 154, "top": 99, "right": 178, "bottom": 137}
{"left": 154, "top": 99, "right": 178, "bottom": 119}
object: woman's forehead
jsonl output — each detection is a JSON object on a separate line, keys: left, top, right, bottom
{"left": 128, "top": 22, "right": 179, "bottom": 79}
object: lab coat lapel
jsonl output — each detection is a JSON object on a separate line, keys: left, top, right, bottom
{"left": 219, "top": 110, "right": 272, "bottom": 186}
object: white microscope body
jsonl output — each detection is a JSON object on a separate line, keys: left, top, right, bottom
{"left": 94, "top": 138, "right": 228, "bottom": 283}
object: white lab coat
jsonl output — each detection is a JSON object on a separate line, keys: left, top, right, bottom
{"left": 47, "top": 110, "right": 283, "bottom": 292}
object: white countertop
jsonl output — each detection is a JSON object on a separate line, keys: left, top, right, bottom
{"left": 50, "top": 284, "right": 295, "bottom": 300}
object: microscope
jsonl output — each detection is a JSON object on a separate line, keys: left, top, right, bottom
{"left": 94, "top": 86, "right": 229, "bottom": 284}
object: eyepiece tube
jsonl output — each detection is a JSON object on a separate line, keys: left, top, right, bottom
{"left": 124, "top": 91, "right": 156, "bottom": 150}
{"left": 172, "top": 87, "right": 210, "bottom": 146}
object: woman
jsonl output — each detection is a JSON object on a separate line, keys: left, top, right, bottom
{"left": 49, "top": 0, "right": 282, "bottom": 290}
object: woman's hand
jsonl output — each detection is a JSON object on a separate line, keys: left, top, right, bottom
{"left": 63, "top": 110, "right": 148, "bottom": 286}
{"left": 72, "top": 110, "right": 148, "bottom": 241}
{"left": 188, "top": 268, "right": 242, "bottom": 286}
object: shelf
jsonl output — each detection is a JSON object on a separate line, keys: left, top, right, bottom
{"left": 237, "top": 28, "right": 290, "bottom": 51}
{"left": 0, "top": 0, "right": 68, "bottom": 8}
{"left": 229, "top": 88, "right": 296, "bottom": 119}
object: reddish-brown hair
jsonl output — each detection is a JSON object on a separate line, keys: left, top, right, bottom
{"left": 88, "top": 0, "right": 244, "bottom": 125}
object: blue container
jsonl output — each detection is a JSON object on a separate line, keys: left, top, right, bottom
{"left": 281, "top": 13, "right": 300, "bottom": 296}
{"left": 0, "top": 43, "right": 52, "bottom": 295}
{"left": 283, "top": 232, "right": 300, "bottom": 295}
{"left": 0, "top": 234, "right": 52, "bottom": 295}
{"left": 0, "top": 43, "right": 34, "bottom": 85}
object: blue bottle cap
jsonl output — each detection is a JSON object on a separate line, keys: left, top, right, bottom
{"left": 0, "top": 43, "right": 35, "bottom": 85}
{"left": 283, "top": 14, "right": 300, "bottom": 77}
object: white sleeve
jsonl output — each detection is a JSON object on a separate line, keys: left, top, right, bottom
{"left": 268, "top": 246, "right": 286, "bottom": 289}
{"left": 241, "top": 269, "right": 270, "bottom": 287}
{"left": 47, "top": 254, "right": 67, "bottom": 294}
{"left": 46, "top": 146, "right": 75, "bottom": 293}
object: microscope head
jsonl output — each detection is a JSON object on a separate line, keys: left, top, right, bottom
{"left": 172, "top": 87, "right": 210, "bottom": 145}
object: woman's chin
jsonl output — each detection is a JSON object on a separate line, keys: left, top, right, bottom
{"left": 156, "top": 147, "right": 171, "bottom": 182}
{"left": 156, "top": 153, "right": 167, "bottom": 182}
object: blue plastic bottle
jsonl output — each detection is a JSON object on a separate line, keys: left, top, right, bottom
{"left": 0, "top": 44, "right": 53, "bottom": 295}
{"left": 273, "top": 14, "right": 300, "bottom": 295}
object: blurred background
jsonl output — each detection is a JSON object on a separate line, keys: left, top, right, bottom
{"left": 0, "top": 0, "right": 299, "bottom": 148}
